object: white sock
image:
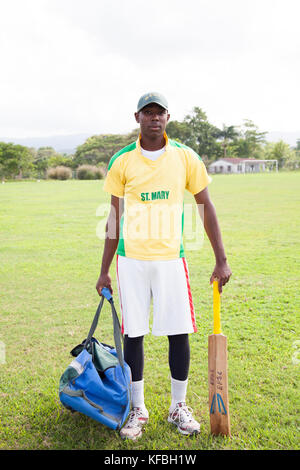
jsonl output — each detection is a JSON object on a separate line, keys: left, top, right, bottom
{"left": 131, "top": 379, "right": 147, "bottom": 412}
{"left": 170, "top": 377, "right": 188, "bottom": 412}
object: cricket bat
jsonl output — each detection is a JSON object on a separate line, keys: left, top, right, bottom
{"left": 208, "top": 280, "right": 231, "bottom": 436}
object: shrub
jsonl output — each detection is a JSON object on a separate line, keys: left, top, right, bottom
{"left": 76, "top": 165, "right": 105, "bottom": 180}
{"left": 47, "top": 166, "right": 72, "bottom": 180}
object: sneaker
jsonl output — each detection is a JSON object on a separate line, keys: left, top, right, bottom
{"left": 119, "top": 407, "right": 149, "bottom": 440}
{"left": 168, "top": 402, "right": 200, "bottom": 436}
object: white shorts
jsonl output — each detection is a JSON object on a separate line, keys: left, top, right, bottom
{"left": 116, "top": 255, "right": 197, "bottom": 338}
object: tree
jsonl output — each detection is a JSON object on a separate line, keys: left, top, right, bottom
{"left": 0, "top": 142, "right": 33, "bottom": 179}
{"left": 229, "top": 120, "right": 267, "bottom": 159}
{"left": 294, "top": 139, "right": 300, "bottom": 169}
{"left": 166, "top": 120, "right": 191, "bottom": 144}
{"left": 167, "top": 108, "right": 222, "bottom": 162}
{"left": 216, "top": 125, "right": 240, "bottom": 158}
{"left": 73, "top": 129, "right": 139, "bottom": 167}
{"left": 33, "top": 147, "right": 74, "bottom": 177}
{"left": 182, "top": 107, "right": 222, "bottom": 162}
{"left": 47, "top": 154, "right": 73, "bottom": 169}
{"left": 284, "top": 150, "right": 299, "bottom": 170}
{"left": 264, "top": 140, "right": 297, "bottom": 169}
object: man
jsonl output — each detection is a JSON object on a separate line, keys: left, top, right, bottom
{"left": 96, "top": 92, "right": 232, "bottom": 440}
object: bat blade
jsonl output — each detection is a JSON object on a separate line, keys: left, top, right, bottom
{"left": 208, "top": 333, "right": 231, "bottom": 436}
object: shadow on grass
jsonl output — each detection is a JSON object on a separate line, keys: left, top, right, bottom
{"left": 36, "top": 394, "right": 232, "bottom": 451}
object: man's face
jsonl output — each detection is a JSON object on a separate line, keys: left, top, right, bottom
{"left": 135, "top": 103, "right": 170, "bottom": 139}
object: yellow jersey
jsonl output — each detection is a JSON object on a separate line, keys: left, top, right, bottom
{"left": 103, "top": 132, "right": 211, "bottom": 260}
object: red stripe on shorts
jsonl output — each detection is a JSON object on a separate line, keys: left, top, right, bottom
{"left": 116, "top": 255, "right": 124, "bottom": 334}
{"left": 182, "top": 257, "right": 197, "bottom": 332}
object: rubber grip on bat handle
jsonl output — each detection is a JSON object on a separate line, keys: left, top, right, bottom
{"left": 213, "top": 280, "right": 221, "bottom": 334}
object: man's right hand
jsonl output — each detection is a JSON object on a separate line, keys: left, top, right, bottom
{"left": 96, "top": 273, "right": 113, "bottom": 296}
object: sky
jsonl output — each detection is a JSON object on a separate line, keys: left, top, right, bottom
{"left": 0, "top": 0, "right": 299, "bottom": 139}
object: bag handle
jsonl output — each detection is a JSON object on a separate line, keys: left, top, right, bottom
{"left": 84, "top": 288, "right": 124, "bottom": 369}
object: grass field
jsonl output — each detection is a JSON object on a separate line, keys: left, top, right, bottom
{"left": 0, "top": 172, "right": 299, "bottom": 451}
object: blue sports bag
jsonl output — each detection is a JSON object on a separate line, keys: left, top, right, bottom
{"left": 59, "top": 288, "right": 132, "bottom": 430}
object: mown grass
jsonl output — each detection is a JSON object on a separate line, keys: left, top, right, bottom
{"left": 0, "top": 172, "right": 299, "bottom": 450}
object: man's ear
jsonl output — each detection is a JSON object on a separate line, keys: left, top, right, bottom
{"left": 134, "top": 112, "right": 140, "bottom": 123}
{"left": 167, "top": 113, "right": 170, "bottom": 122}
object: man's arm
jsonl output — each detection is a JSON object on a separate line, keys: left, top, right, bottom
{"left": 194, "top": 187, "right": 232, "bottom": 293}
{"left": 96, "top": 195, "right": 123, "bottom": 295}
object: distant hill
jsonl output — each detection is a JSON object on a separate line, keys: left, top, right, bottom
{"left": 0, "top": 133, "right": 91, "bottom": 154}
{"left": 1, "top": 130, "right": 299, "bottom": 153}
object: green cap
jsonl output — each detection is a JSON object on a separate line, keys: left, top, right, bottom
{"left": 137, "top": 92, "right": 168, "bottom": 112}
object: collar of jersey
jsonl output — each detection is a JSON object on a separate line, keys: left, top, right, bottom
{"left": 136, "top": 132, "right": 169, "bottom": 164}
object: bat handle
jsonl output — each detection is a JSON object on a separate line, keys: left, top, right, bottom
{"left": 213, "top": 280, "right": 221, "bottom": 334}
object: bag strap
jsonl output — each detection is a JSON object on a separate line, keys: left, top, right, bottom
{"left": 83, "top": 288, "right": 124, "bottom": 369}
{"left": 84, "top": 296, "right": 104, "bottom": 348}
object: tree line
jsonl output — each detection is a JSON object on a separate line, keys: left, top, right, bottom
{"left": 0, "top": 107, "right": 299, "bottom": 180}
